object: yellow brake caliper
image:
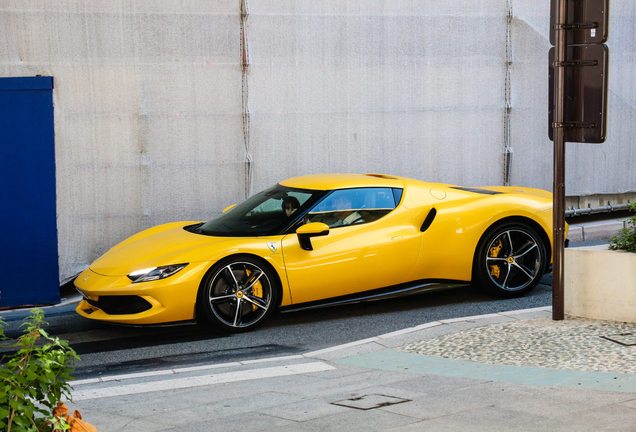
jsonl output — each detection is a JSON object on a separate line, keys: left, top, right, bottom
{"left": 489, "top": 239, "right": 502, "bottom": 278}
{"left": 245, "top": 269, "right": 263, "bottom": 311}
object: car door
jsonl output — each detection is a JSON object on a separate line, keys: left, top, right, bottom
{"left": 280, "top": 188, "right": 421, "bottom": 305}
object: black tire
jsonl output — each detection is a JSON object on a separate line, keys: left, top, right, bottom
{"left": 197, "top": 255, "right": 279, "bottom": 333}
{"left": 473, "top": 222, "right": 547, "bottom": 298}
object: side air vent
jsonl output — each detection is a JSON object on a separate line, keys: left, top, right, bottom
{"left": 420, "top": 208, "right": 437, "bottom": 232}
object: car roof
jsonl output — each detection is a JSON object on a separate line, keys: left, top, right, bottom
{"left": 279, "top": 173, "right": 406, "bottom": 191}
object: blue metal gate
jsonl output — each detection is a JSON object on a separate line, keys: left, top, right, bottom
{"left": 0, "top": 76, "right": 60, "bottom": 308}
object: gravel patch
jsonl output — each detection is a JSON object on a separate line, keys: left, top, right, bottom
{"left": 400, "top": 317, "right": 636, "bottom": 375}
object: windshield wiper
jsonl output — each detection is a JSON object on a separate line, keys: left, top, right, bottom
{"left": 184, "top": 222, "right": 205, "bottom": 234}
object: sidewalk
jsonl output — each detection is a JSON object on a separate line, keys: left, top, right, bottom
{"left": 566, "top": 215, "right": 631, "bottom": 243}
{"left": 64, "top": 307, "right": 636, "bottom": 432}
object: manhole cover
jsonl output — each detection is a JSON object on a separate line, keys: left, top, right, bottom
{"left": 602, "top": 333, "right": 636, "bottom": 346}
{"left": 331, "top": 394, "right": 411, "bottom": 410}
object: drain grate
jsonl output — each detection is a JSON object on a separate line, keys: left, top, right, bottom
{"left": 330, "top": 394, "right": 411, "bottom": 410}
{"left": 602, "top": 333, "right": 636, "bottom": 346}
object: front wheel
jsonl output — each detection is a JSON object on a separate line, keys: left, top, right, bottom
{"left": 473, "top": 223, "right": 547, "bottom": 298}
{"left": 197, "top": 256, "right": 279, "bottom": 333}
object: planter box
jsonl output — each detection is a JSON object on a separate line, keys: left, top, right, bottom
{"left": 565, "top": 245, "right": 636, "bottom": 323}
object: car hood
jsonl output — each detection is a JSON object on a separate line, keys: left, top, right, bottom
{"left": 89, "top": 223, "right": 237, "bottom": 277}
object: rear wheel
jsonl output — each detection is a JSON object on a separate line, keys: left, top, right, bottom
{"left": 197, "top": 256, "right": 278, "bottom": 333}
{"left": 473, "top": 223, "right": 546, "bottom": 298}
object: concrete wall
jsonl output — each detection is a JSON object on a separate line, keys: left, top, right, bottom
{"left": 1, "top": 0, "right": 635, "bottom": 284}
{"left": 565, "top": 246, "right": 636, "bottom": 323}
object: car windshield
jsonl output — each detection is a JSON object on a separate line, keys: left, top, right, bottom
{"left": 198, "top": 185, "right": 322, "bottom": 236}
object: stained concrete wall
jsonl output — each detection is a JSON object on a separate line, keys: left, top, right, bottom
{"left": 1, "top": 1, "right": 634, "bottom": 284}
{"left": 565, "top": 246, "right": 636, "bottom": 324}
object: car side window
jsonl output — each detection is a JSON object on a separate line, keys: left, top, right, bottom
{"left": 245, "top": 190, "right": 314, "bottom": 218}
{"left": 306, "top": 188, "right": 399, "bottom": 228}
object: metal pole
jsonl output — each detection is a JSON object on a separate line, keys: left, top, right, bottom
{"left": 552, "top": 0, "right": 567, "bottom": 321}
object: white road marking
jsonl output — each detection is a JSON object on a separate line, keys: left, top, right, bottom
{"left": 69, "top": 361, "right": 335, "bottom": 401}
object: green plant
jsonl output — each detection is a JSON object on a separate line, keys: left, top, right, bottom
{"left": 1, "top": 308, "right": 79, "bottom": 432}
{"left": 609, "top": 202, "right": 636, "bottom": 253}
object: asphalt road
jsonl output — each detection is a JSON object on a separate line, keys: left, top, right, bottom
{"left": 0, "top": 239, "right": 607, "bottom": 380}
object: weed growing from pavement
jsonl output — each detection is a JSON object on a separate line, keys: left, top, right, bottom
{"left": 1, "top": 308, "right": 79, "bottom": 431}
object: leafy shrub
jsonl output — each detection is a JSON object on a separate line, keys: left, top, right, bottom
{"left": 609, "top": 202, "right": 636, "bottom": 253}
{"left": 1, "top": 308, "right": 79, "bottom": 431}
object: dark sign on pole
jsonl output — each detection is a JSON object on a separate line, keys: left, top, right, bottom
{"left": 549, "top": 0, "right": 609, "bottom": 145}
{"left": 550, "top": 0, "right": 609, "bottom": 45}
{"left": 548, "top": 43, "right": 609, "bottom": 143}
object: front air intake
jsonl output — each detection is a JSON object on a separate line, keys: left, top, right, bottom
{"left": 86, "top": 295, "right": 152, "bottom": 315}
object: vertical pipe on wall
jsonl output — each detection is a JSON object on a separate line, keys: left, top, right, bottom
{"left": 503, "top": 0, "right": 514, "bottom": 186}
{"left": 241, "top": 0, "right": 253, "bottom": 198}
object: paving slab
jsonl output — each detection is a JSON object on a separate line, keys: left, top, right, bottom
{"left": 497, "top": 387, "right": 636, "bottom": 419}
{"left": 552, "top": 404, "right": 636, "bottom": 432}
{"left": 280, "top": 405, "right": 420, "bottom": 432}
{"left": 389, "top": 405, "right": 554, "bottom": 432}
{"left": 257, "top": 397, "right": 350, "bottom": 422}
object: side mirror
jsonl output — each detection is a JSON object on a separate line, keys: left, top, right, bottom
{"left": 222, "top": 204, "right": 237, "bottom": 213}
{"left": 296, "top": 222, "right": 330, "bottom": 251}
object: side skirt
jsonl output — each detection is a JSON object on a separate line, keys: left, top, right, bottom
{"left": 278, "top": 280, "right": 470, "bottom": 313}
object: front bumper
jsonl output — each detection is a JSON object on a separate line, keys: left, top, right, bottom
{"left": 74, "top": 262, "right": 211, "bottom": 325}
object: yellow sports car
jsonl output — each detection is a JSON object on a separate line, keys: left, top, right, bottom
{"left": 75, "top": 173, "right": 557, "bottom": 332}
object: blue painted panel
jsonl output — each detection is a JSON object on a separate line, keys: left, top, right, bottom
{"left": 0, "top": 76, "right": 54, "bottom": 91}
{"left": 0, "top": 76, "right": 60, "bottom": 307}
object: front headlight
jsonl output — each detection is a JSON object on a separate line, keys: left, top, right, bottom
{"left": 127, "top": 264, "right": 188, "bottom": 283}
